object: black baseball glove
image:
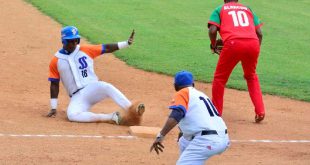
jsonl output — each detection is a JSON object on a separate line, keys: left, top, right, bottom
{"left": 210, "top": 39, "right": 223, "bottom": 55}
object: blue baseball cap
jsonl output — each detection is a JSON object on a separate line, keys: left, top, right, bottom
{"left": 61, "top": 26, "right": 80, "bottom": 40}
{"left": 174, "top": 70, "right": 194, "bottom": 87}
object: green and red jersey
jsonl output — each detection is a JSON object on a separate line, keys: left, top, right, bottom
{"left": 208, "top": 2, "right": 263, "bottom": 42}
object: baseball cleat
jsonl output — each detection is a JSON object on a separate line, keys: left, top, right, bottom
{"left": 255, "top": 114, "right": 265, "bottom": 123}
{"left": 136, "top": 103, "right": 145, "bottom": 116}
{"left": 112, "top": 111, "right": 122, "bottom": 125}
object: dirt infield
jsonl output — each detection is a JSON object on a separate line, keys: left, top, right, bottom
{"left": 0, "top": 0, "right": 309, "bottom": 164}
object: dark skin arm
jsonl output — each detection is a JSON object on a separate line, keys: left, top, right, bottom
{"left": 104, "top": 30, "right": 135, "bottom": 53}
{"left": 208, "top": 25, "right": 219, "bottom": 54}
{"left": 150, "top": 117, "right": 178, "bottom": 155}
{"left": 256, "top": 27, "right": 263, "bottom": 45}
{"left": 47, "top": 81, "right": 59, "bottom": 117}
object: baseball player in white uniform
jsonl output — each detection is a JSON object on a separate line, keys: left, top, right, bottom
{"left": 47, "top": 26, "right": 144, "bottom": 124}
{"left": 150, "top": 71, "right": 230, "bottom": 165}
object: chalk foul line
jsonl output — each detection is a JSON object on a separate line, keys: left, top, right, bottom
{"left": 230, "top": 140, "right": 310, "bottom": 143}
{"left": 0, "top": 133, "right": 309, "bottom": 143}
{"left": 0, "top": 133, "right": 135, "bottom": 139}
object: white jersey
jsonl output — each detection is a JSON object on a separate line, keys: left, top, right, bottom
{"left": 169, "top": 87, "right": 227, "bottom": 137}
{"left": 48, "top": 44, "right": 105, "bottom": 96}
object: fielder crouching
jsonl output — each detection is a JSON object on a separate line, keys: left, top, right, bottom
{"left": 150, "top": 71, "right": 230, "bottom": 164}
{"left": 47, "top": 26, "right": 144, "bottom": 125}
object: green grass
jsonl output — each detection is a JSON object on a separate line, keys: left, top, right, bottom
{"left": 27, "top": 0, "right": 310, "bottom": 101}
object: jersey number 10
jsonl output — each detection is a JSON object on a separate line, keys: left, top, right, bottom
{"left": 228, "top": 10, "right": 249, "bottom": 27}
{"left": 199, "top": 97, "right": 220, "bottom": 117}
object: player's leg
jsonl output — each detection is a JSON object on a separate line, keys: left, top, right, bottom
{"left": 93, "top": 81, "right": 146, "bottom": 116}
{"left": 68, "top": 81, "right": 143, "bottom": 124}
{"left": 176, "top": 135, "right": 229, "bottom": 165}
{"left": 68, "top": 111, "right": 117, "bottom": 123}
{"left": 240, "top": 39, "right": 265, "bottom": 121}
{"left": 212, "top": 40, "right": 240, "bottom": 115}
{"left": 178, "top": 136, "right": 191, "bottom": 154}
{"left": 176, "top": 141, "right": 205, "bottom": 165}
{"left": 88, "top": 81, "right": 132, "bottom": 110}
{"left": 67, "top": 92, "right": 118, "bottom": 123}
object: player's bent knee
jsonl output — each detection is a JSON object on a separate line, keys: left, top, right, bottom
{"left": 67, "top": 114, "right": 76, "bottom": 122}
{"left": 98, "top": 81, "right": 114, "bottom": 90}
{"left": 243, "top": 74, "right": 258, "bottom": 81}
{"left": 67, "top": 113, "right": 80, "bottom": 122}
{"left": 213, "top": 77, "right": 228, "bottom": 85}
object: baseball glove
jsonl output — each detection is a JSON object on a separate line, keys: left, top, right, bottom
{"left": 210, "top": 39, "right": 223, "bottom": 55}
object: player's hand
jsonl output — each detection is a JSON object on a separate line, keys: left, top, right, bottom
{"left": 150, "top": 133, "right": 165, "bottom": 155}
{"left": 128, "top": 29, "right": 135, "bottom": 45}
{"left": 150, "top": 140, "right": 164, "bottom": 155}
{"left": 210, "top": 39, "right": 223, "bottom": 55}
{"left": 210, "top": 46, "right": 221, "bottom": 55}
{"left": 210, "top": 45, "right": 216, "bottom": 54}
{"left": 47, "top": 109, "right": 57, "bottom": 117}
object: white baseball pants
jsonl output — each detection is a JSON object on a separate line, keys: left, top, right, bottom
{"left": 67, "top": 81, "right": 132, "bottom": 122}
{"left": 177, "top": 133, "right": 230, "bottom": 165}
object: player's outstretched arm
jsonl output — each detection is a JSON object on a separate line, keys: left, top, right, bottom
{"left": 104, "top": 30, "right": 135, "bottom": 53}
{"left": 150, "top": 117, "right": 178, "bottom": 155}
{"left": 150, "top": 107, "right": 185, "bottom": 154}
{"left": 47, "top": 81, "right": 59, "bottom": 117}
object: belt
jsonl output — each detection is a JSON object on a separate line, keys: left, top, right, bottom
{"left": 190, "top": 129, "right": 228, "bottom": 140}
{"left": 69, "top": 88, "right": 84, "bottom": 97}
{"left": 201, "top": 129, "right": 228, "bottom": 135}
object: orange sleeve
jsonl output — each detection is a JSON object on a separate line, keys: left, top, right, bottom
{"left": 48, "top": 57, "right": 60, "bottom": 82}
{"left": 170, "top": 88, "right": 189, "bottom": 111}
{"left": 80, "top": 44, "right": 104, "bottom": 59}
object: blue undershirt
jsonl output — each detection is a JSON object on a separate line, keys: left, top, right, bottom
{"left": 169, "top": 105, "right": 186, "bottom": 122}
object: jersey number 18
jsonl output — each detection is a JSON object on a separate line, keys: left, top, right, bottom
{"left": 78, "top": 56, "right": 88, "bottom": 78}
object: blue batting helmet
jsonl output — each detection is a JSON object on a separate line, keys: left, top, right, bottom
{"left": 61, "top": 26, "right": 80, "bottom": 45}
{"left": 174, "top": 70, "right": 194, "bottom": 87}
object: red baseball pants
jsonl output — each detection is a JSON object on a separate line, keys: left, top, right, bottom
{"left": 212, "top": 38, "right": 265, "bottom": 116}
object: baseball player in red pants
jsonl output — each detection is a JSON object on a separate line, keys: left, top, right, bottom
{"left": 208, "top": 0, "right": 265, "bottom": 123}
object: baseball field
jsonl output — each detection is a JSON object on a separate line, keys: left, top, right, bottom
{"left": 0, "top": 0, "right": 309, "bottom": 164}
